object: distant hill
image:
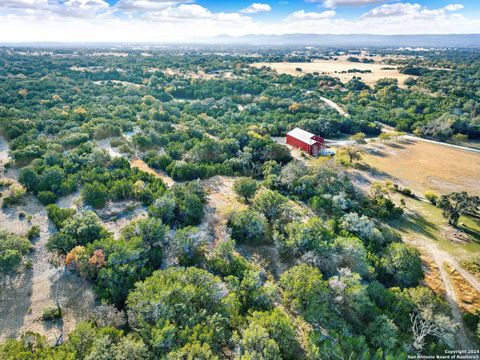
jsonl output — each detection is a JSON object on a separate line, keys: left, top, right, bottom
{"left": 3, "top": 34, "right": 479, "bottom": 49}
{"left": 207, "top": 33, "right": 480, "bottom": 48}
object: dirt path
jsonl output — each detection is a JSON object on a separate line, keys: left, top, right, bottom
{"left": 403, "top": 135, "right": 480, "bottom": 154}
{"left": 130, "top": 158, "right": 175, "bottom": 187}
{"left": 319, "top": 96, "right": 349, "bottom": 117}
{"left": 406, "top": 237, "right": 476, "bottom": 349}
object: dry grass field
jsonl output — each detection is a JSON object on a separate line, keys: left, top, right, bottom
{"left": 251, "top": 55, "right": 414, "bottom": 87}
{"left": 447, "top": 264, "right": 480, "bottom": 314}
{"left": 362, "top": 139, "right": 480, "bottom": 196}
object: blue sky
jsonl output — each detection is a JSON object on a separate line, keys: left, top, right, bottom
{"left": 0, "top": 0, "right": 479, "bottom": 42}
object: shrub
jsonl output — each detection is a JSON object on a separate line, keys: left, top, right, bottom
{"left": 398, "top": 187, "right": 415, "bottom": 198}
{"left": 144, "top": 151, "right": 172, "bottom": 171}
{"left": 452, "top": 133, "right": 468, "bottom": 142}
{"left": 424, "top": 191, "right": 439, "bottom": 205}
{"left": 0, "top": 231, "right": 33, "bottom": 273}
{"left": 233, "top": 177, "right": 258, "bottom": 203}
{"left": 2, "top": 183, "right": 26, "bottom": 207}
{"left": 37, "top": 191, "right": 57, "bottom": 205}
{"left": 46, "top": 205, "right": 76, "bottom": 229}
{"left": 82, "top": 182, "right": 108, "bottom": 208}
{"left": 228, "top": 209, "right": 268, "bottom": 245}
{"left": 41, "top": 307, "right": 62, "bottom": 321}
{"left": 27, "top": 225, "right": 41, "bottom": 240}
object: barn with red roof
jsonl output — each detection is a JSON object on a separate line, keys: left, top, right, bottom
{"left": 285, "top": 127, "right": 328, "bottom": 156}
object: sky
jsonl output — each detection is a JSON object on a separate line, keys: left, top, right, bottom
{"left": 0, "top": 0, "right": 479, "bottom": 42}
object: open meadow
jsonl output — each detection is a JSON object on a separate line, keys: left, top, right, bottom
{"left": 251, "top": 55, "right": 414, "bottom": 86}
{"left": 362, "top": 139, "right": 480, "bottom": 196}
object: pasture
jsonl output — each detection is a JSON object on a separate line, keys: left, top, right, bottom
{"left": 362, "top": 139, "right": 480, "bottom": 196}
{"left": 251, "top": 55, "right": 414, "bottom": 86}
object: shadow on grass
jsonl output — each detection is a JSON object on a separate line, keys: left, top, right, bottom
{"left": 365, "top": 148, "right": 389, "bottom": 158}
{"left": 355, "top": 162, "right": 394, "bottom": 180}
{"left": 458, "top": 224, "right": 480, "bottom": 244}
{"left": 385, "top": 142, "right": 406, "bottom": 149}
{"left": 389, "top": 210, "right": 440, "bottom": 241}
{"left": 399, "top": 138, "right": 416, "bottom": 145}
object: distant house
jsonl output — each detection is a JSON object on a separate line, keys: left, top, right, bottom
{"left": 286, "top": 127, "right": 327, "bottom": 156}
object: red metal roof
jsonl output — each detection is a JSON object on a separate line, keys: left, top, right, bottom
{"left": 286, "top": 128, "right": 320, "bottom": 145}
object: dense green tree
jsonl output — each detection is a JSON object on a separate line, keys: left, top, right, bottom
{"left": 127, "top": 267, "right": 238, "bottom": 358}
{"left": 280, "top": 264, "right": 330, "bottom": 323}
{"left": 47, "top": 210, "right": 107, "bottom": 254}
{"left": 227, "top": 209, "right": 268, "bottom": 245}
{"left": 381, "top": 243, "right": 423, "bottom": 288}
{"left": 253, "top": 190, "right": 287, "bottom": 224}
{"left": 0, "top": 231, "right": 32, "bottom": 273}
{"left": 82, "top": 181, "right": 109, "bottom": 208}
{"left": 438, "top": 192, "right": 480, "bottom": 226}
{"left": 239, "top": 309, "right": 302, "bottom": 359}
{"left": 171, "top": 226, "right": 206, "bottom": 266}
{"left": 366, "top": 315, "right": 399, "bottom": 360}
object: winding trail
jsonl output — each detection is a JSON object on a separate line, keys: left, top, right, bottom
{"left": 319, "top": 96, "right": 349, "bottom": 117}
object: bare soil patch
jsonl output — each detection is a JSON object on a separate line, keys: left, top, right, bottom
{"left": 0, "top": 194, "right": 97, "bottom": 344}
{"left": 130, "top": 158, "right": 175, "bottom": 187}
{"left": 200, "top": 176, "right": 246, "bottom": 246}
{"left": 0, "top": 137, "right": 97, "bottom": 343}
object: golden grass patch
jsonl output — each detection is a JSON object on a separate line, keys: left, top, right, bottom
{"left": 421, "top": 255, "right": 446, "bottom": 297}
{"left": 363, "top": 139, "right": 480, "bottom": 196}
{"left": 446, "top": 264, "right": 480, "bottom": 314}
{"left": 251, "top": 56, "right": 413, "bottom": 87}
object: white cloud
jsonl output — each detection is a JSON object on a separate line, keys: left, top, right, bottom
{"left": 241, "top": 3, "right": 271, "bottom": 14}
{"left": 151, "top": 4, "right": 211, "bottom": 19}
{"left": 0, "top": 0, "right": 108, "bottom": 18}
{"left": 362, "top": 2, "right": 465, "bottom": 19}
{"left": 113, "top": 0, "right": 183, "bottom": 13}
{"left": 142, "top": 4, "right": 250, "bottom": 23}
{"left": 0, "top": 0, "right": 477, "bottom": 42}
{"left": 444, "top": 4, "right": 464, "bottom": 12}
{"left": 306, "top": 0, "right": 388, "bottom": 8}
{"left": 287, "top": 9, "right": 336, "bottom": 20}
{"left": 362, "top": 2, "right": 420, "bottom": 17}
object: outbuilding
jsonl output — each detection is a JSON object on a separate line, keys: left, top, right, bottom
{"left": 285, "top": 127, "right": 327, "bottom": 156}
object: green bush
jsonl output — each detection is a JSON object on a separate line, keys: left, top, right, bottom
{"left": 228, "top": 209, "right": 269, "bottom": 245}
{"left": 46, "top": 205, "right": 76, "bottom": 229}
{"left": 42, "top": 306, "right": 62, "bottom": 321}
{"left": 37, "top": 191, "right": 57, "bottom": 205}
{"left": 82, "top": 182, "right": 108, "bottom": 208}
{"left": 27, "top": 225, "right": 41, "bottom": 240}
{"left": 424, "top": 191, "right": 439, "bottom": 205}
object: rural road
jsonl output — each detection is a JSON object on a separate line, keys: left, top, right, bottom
{"left": 403, "top": 134, "right": 480, "bottom": 154}
{"left": 377, "top": 121, "right": 480, "bottom": 154}
{"left": 319, "top": 96, "right": 349, "bottom": 117}
{"left": 319, "top": 94, "right": 480, "bottom": 154}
